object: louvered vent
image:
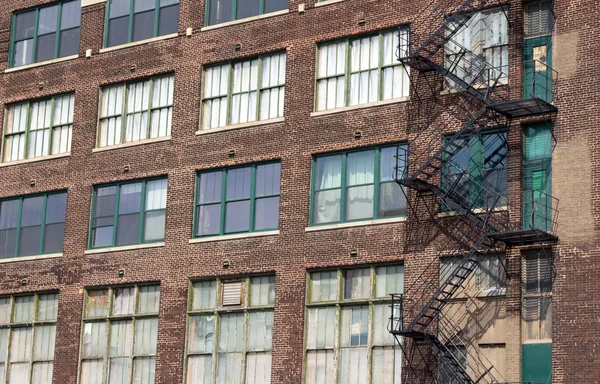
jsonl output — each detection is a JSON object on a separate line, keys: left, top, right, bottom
{"left": 525, "top": 0, "right": 553, "bottom": 37}
{"left": 222, "top": 281, "right": 243, "bottom": 306}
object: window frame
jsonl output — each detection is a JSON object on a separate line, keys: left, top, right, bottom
{"left": 2, "top": 94, "right": 75, "bottom": 163}
{"left": 522, "top": 250, "right": 552, "bottom": 343}
{"left": 309, "top": 144, "right": 408, "bottom": 226}
{"left": 8, "top": 0, "right": 81, "bottom": 68}
{"left": 184, "top": 275, "right": 276, "bottom": 384}
{"left": 0, "top": 190, "right": 68, "bottom": 259}
{"left": 103, "top": 0, "right": 180, "bottom": 48}
{"left": 193, "top": 161, "right": 281, "bottom": 238}
{"left": 304, "top": 265, "right": 404, "bottom": 384}
{"left": 0, "top": 292, "right": 59, "bottom": 384}
{"left": 204, "top": 0, "right": 287, "bottom": 26}
{"left": 79, "top": 284, "right": 161, "bottom": 384}
{"left": 313, "top": 27, "right": 409, "bottom": 112}
{"left": 88, "top": 177, "right": 168, "bottom": 249}
{"left": 96, "top": 74, "right": 174, "bottom": 148}
{"left": 200, "top": 52, "right": 286, "bottom": 130}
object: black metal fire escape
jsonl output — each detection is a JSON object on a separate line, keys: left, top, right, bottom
{"left": 387, "top": 0, "right": 559, "bottom": 383}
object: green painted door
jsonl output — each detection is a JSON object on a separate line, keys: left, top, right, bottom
{"left": 522, "top": 343, "right": 552, "bottom": 383}
{"left": 523, "top": 125, "right": 552, "bottom": 231}
{"left": 524, "top": 36, "right": 553, "bottom": 101}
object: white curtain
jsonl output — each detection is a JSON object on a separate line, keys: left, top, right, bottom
{"left": 314, "top": 156, "right": 342, "bottom": 224}
{"left": 346, "top": 151, "right": 374, "bottom": 221}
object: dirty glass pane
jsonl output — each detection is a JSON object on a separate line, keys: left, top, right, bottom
{"left": 86, "top": 290, "right": 110, "bottom": 318}
{"left": 14, "top": 296, "right": 34, "bottom": 322}
{"left": 250, "top": 276, "right": 275, "bottom": 306}
{"left": 138, "top": 285, "right": 160, "bottom": 314}
{"left": 247, "top": 311, "right": 273, "bottom": 351}
{"left": 306, "top": 307, "right": 335, "bottom": 349}
{"left": 187, "top": 355, "right": 212, "bottom": 384}
{"left": 82, "top": 322, "right": 107, "bottom": 358}
{"left": 38, "top": 294, "right": 59, "bottom": 321}
{"left": 188, "top": 315, "right": 215, "bottom": 354}
{"left": 192, "top": 281, "right": 217, "bottom": 310}
{"left": 341, "top": 305, "right": 369, "bottom": 347}
{"left": 218, "top": 313, "right": 243, "bottom": 353}
{"left": 135, "top": 318, "right": 158, "bottom": 355}
{"left": 113, "top": 287, "right": 136, "bottom": 315}
{"left": 310, "top": 271, "right": 338, "bottom": 303}
{"left": 344, "top": 268, "right": 371, "bottom": 299}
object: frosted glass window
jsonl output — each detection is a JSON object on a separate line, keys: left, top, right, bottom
{"left": 98, "top": 75, "right": 174, "bottom": 148}
{"left": 202, "top": 53, "right": 286, "bottom": 129}
{"left": 316, "top": 28, "right": 410, "bottom": 112}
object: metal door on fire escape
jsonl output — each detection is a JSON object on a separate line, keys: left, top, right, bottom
{"left": 524, "top": 0, "right": 554, "bottom": 101}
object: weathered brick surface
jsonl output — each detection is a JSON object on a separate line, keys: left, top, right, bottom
{"left": 0, "top": 0, "right": 597, "bottom": 383}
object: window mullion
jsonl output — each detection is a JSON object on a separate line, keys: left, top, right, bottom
{"left": 210, "top": 312, "right": 220, "bottom": 384}
{"left": 377, "top": 32, "right": 384, "bottom": 102}
{"left": 333, "top": 302, "right": 342, "bottom": 384}
{"left": 39, "top": 194, "right": 49, "bottom": 255}
{"left": 255, "top": 56, "right": 263, "bottom": 121}
{"left": 146, "top": 78, "right": 155, "bottom": 140}
{"left": 153, "top": 0, "right": 160, "bottom": 38}
{"left": 219, "top": 171, "right": 227, "bottom": 236}
{"left": 14, "top": 198, "right": 24, "bottom": 257}
{"left": 366, "top": 302, "right": 374, "bottom": 384}
{"left": 48, "top": 97, "right": 57, "bottom": 157}
{"left": 28, "top": 319, "right": 37, "bottom": 384}
{"left": 258, "top": 0, "right": 264, "bottom": 15}
{"left": 32, "top": 9, "right": 41, "bottom": 66}
{"left": 128, "top": 0, "right": 135, "bottom": 43}
{"left": 231, "top": 0, "right": 238, "bottom": 23}
{"left": 112, "top": 185, "right": 121, "bottom": 247}
{"left": 23, "top": 102, "right": 32, "bottom": 160}
{"left": 241, "top": 309, "right": 249, "bottom": 384}
{"left": 226, "top": 63, "right": 234, "bottom": 126}
{"left": 8, "top": 13, "right": 17, "bottom": 68}
{"left": 373, "top": 149, "right": 381, "bottom": 219}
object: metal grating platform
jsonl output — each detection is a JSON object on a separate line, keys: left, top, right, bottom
{"left": 489, "top": 98, "right": 558, "bottom": 118}
{"left": 489, "top": 228, "right": 558, "bottom": 246}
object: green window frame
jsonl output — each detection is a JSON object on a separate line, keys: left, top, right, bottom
{"left": 314, "top": 28, "right": 410, "bottom": 112}
{"left": 8, "top": 0, "right": 81, "bottom": 68}
{"left": 304, "top": 265, "right": 404, "bottom": 384}
{"left": 184, "top": 276, "right": 275, "bottom": 384}
{"left": 89, "top": 177, "right": 168, "bottom": 249}
{"left": 0, "top": 292, "right": 59, "bottom": 384}
{"left": 80, "top": 284, "right": 161, "bottom": 384}
{"left": 201, "top": 52, "right": 286, "bottom": 130}
{"left": 104, "top": 0, "right": 180, "bottom": 48}
{"left": 0, "top": 191, "right": 68, "bottom": 259}
{"left": 204, "top": 0, "right": 288, "bottom": 26}
{"left": 441, "top": 130, "right": 508, "bottom": 210}
{"left": 309, "top": 144, "right": 407, "bottom": 226}
{"left": 2, "top": 94, "right": 75, "bottom": 163}
{"left": 194, "top": 162, "right": 281, "bottom": 237}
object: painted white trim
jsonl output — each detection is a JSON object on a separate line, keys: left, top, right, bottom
{"left": 310, "top": 97, "right": 409, "bottom": 117}
{"left": 0, "top": 253, "right": 62, "bottom": 264}
{"left": 196, "top": 117, "right": 284, "bottom": 135}
{"left": 437, "top": 206, "right": 508, "bottom": 218}
{"left": 522, "top": 339, "right": 553, "bottom": 345}
{"left": 0, "top": 153, "right": 70, "bottom": 167}
{"left": 92, "top": 136, "right": 171, "bottom": 153}
{"left": 4, "top": 55, "right": 78, "bottom": 73}
{"left": 84, "top": 242, "right": 165, "bottom": 255}
{"left": 314, "top": 0, "right": 346, "bottom": 7}
{"left": 305, "top": 217, "right": 407, "bottom": 232}
{"left": 200, "top": 9, "right": 290, "bottom": 31}
{"left": 189, "top": 230, "right": 280, "bottom": 243}
{"left": 99, "top": 33, "right": 179, "bottom": 53}
{"left": 82, "top": 0, "right": 106, "bottom": 6}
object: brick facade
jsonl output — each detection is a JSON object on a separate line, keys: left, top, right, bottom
{"left": 0, "top": 0, "right": 598, "bottom": 383}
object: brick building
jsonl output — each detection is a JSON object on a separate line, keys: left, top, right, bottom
{"left": 0, "top": 0, "right": 597, "bottom": 383}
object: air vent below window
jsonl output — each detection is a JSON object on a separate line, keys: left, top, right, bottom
{"left": 222, "top": 281, "right": 243, "bottom": 306}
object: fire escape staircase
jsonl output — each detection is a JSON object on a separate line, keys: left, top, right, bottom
{"left": 388, "top": 0, "right": 560, "bottom": 383}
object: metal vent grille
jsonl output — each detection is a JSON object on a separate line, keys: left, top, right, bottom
{"left": 222, "top": 282, "right": 243, "bottom": 306}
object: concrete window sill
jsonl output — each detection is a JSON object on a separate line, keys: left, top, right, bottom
{"left": 305, "top": 217, "right": 407, "bottom": 232}
{"left": 4, "top": 55, "right": 78, "bottom": 73}
{"left": 92, "top": 136, "right": 171, "bottom": 153}
{"left": 85, "top": 242, "right": 165, "bottom": 255}
{"left": 196, "top": 118, "right": 284, "bottom": 135}
{"left": 314, "top": 0, "right": 346, "bottom": 7}
{"left": 99, "top": 33, "right": 179, "bottom": 54}
{"left": 310, "top": 97, "right": 409, "bottom": 117}
{"left": 0, "top": 153, "right": 70, "bottom": 168}
{"left": 189, "top": 230, "right": 280, "bottom": 243}
{"left": 0, "top": 253, "right": 62, "bottom": 264}
{"left": 200, "top": 10, "right": 290, "bottom": 31}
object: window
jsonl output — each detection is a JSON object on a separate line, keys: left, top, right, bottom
{"left": 445, "top": 8, "right": 508, "bottom": 86}
{"left": 3, "top": 94, "right": 74, "bottom": 163}
{"left": 105, "top": 0, "right": 179, "bottom": 48}
{"left": 80, "top": 285, "right": 160, "bottom": 384}
{"left": 185, "top": 276, "right": 275, "bottom": 384}
{"left": 90, "top": 178, "right": 167, "bottom": 248}
{"left": 10, "top": 0, "right": 81, "bottom": 68}
{"left": 525, "top": 0, "right": 553, "bottom": 37}
{"left": 442, "top": 130, "right": 507, "bottom": 209}
{"left": 0, "top": 191, "right": 67, "bottom": 259}
{"left": 305, "top": 266, "right": 403, "bottom": 384}
{"left": 315, "top": 28, "right": 409, "bottom": 112}
{"left": 98, "top": 74, "right": 174, "bottom": 148}
{"left": 0, "top": 292, "right": 59, "bottom": 384}
{"left": 205, "top": 0, "right": 287, "bottom": 26}
{"left": 202, "top": 52, "right": 286, "bottom": 130}
{"left": 195, "top": 162, "right": 280, "bottom": 237}
{"left": 440, "top": 254, "right": 506, "bottom": 295}
{"left": 311, "top": 145, "right": 407, "bottom": 225}
{"left": 523, "top": 125, "right": 553, "bottom": 231}
{"left": 523, "top": 250, "right": 552, "bottom": 342}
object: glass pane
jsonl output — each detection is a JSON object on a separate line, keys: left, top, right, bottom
{"left": 43, "top": 222, "right": 65, "bottom": 254}
{"left": 158, "top": 4, "right": 179, "bottom": 36}
{"left": 38, "top": 293, "right": 59, "bottom": 321}
{"left": 108, "top": 357, "right": 131, "bottom": 384}
{"left": 21, "top": 196, "right": 44, "bottom": 226}
{"left": 19, "top": 226, "right": 42, "bottom": 256}
{"left": 371, "top": 347, "right": 402, "bottom": 384}
{"left": 375, "top": 265, "right": 404, "bottom": 298}
{"left": 135, "top": 318, "right": 158, "bottom": 355}
{"left": 216, "top": 353, "right": 243, "bottom": 384}
{"left": 86, "top": 290, "right": 110, "bottom": 318}
{"left": 218, "top": 313, "right": 244, "bottom": 353}
{"left": 135, "top": 0, "right": 155, "bottom": 12}
{"left": 33, "top": 325, "right": 56, "bottom": 360}
{"left": 8, "top": 363, "right": 29, "bottom": 384}
{"left": 0, "top": 229, "right": 18, "bottom": 259}
{"left": 39, "top": 6, "right": 59, "bottom": 34}
{"left": 92, "top": 225, "right": 114, "bottom": 248}
{"left": 197, "top": 205, "right": 221, "bottom": 236}
{"left": 245, "top": 352, "right": 271, "bottom": 384}
{"left": 225, "top": 201, "right": 250, "bottom": 233}
{"left": 0, "top": 298, "right": 10, "bottom": 323}
{"left": 187, "top": 355, "right": 212, "bottom": 384}
{"left": 113, "top": 287, "right": 136, "bottom": 315}
{"left": 45, "top": 193, "right": 67, "bottom": 224}
{"left": 138, "top": 285, "right": 160, "bottom": 314}
{"left": 10, "top": 327, "right": 33, "bottom": 360}
{"left": 133, "top": 10, "right": 155, "bottom": 42}
{"left": 199, "top": 171, "right": 222, "bottom": 204}
{"left": 264, "top": 0, "right": 287, "bottom": 13}
{"left": 306, "top": 307, "right": 335, "bottom": 349}
{"left": 347, "top": 151, "right": 374, "bottom": 186}
{"left": 344, "top": 268, "right": 371, "bottom": 299}
{"left": 146, "top": 179, "right": 167, "bottom": 210}
{"left": 346, "top": 185, "right": 374, "bottom": 221}
{"left": 14, "top": 296, "right": 34, "bottom": 322}
{"left": 208, "top": 0, "right": 232, "bottom": 25}
{"left": 109, "top": 320, "right": 133, "bottom": 357}
{"left": 31, "top": 361, "right": 53, "bottom": 384}
{"left": 144, "top": 211, "right": 165, "bottom": 242}
{"left": 312, "top": 190, "right": 341, "bottom": 224}
{"left": 379, "top": 182, "right": 406, "bottom": 217}
{"left": 306, "top": 350, "right": 334, "bottom": 384}
{"left": 107, "top": 16, "right": 129, "bottom": 47}
{"left": 226, "top": 168, "right": 251, "bottom": 200}
{"left": 36, "top": 33, "right": 57, "bottom": 62}
{"left": 255, "top": 163, "right": 281, "bottom": 197}
{"left": 315, "top": 155, "right": 342, "bottom": 190}
{"left": 311, "top": 271, "right": 338, "bottom": 302}
{"left": 81, "top": 360, "right": 104, "bottom": 384}
{"left": 339, "top": 347, "right": 368, "bottom": 384}
{"left": 250, "top": 276, "right": 275, "bottom": 306}
{"left": 254, "top": 197, "right": 279, "bottom": 231}
{"left": 0, "top": 200, "right": 20, "bottom": 229}
{"left": 236, "top": 0, "right": 259, "bottom": 19}
{"left": 117, "top": 213, "right": 141, "bottom": 245}
{"left": 61, "top": 1, "right": 82, "bottom": 30}
{"left": 110, "top": 0, "right": 131, "bottom": 18}
{"left": 119, "top": 183, "right": 142, "bottom": 214}
{"left": 247, "top": 311, "right": 273, "bottom": 351}
{"left": 372, "top": 304, "right": 395, "bottom": 346}
{"left": 95, "top": 186, "right": 117, "bottom": 217}
{"left": 82, "top": 322, "right": 107, "bottom": 358}
{"left": 192, "top": 281, "right": 217, "bottom": 310}
{"left": 188, "top": 315, "right": 215, "bottom": 354}
{"left": 133, "top": 357, "right": 156, "bottom": 384}
{"left": 341, "top": 305, "right": 369, "bottom": 347}
{"left": 15, "top": 11, "right": 36, "bottom": 40}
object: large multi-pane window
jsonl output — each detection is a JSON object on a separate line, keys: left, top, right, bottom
{"left": 310, "top": 145, "right": 407, "bottom": 225}
{"left": 90, "top": 178, "right": 167, "bottom": 249}
{"left": 105, "top": 0, "right": 179, "bottom": 48}
{"left": 202, "top": 53, "right": 286, "bottom": 130}
{"left": 205, "top": 0, "right": 288, "bottom": 26}
{"left": 0, "top": 292, "right": 59, "bottom": 384}
{"left": 440, "top": 254, "right": 506, "bottom": 295}
{"left": 0, "top": 191, "right": 67, "bottom": 259}
{"left": 442, "top": 130, "right": 508, "bottom": 209}
{"left": 523, "top": 250, "right": 552, "bottom": 342}
{"left": 445, "top": 8, "right": 509, "bottom": 86}
{"left": 98, "top": 74, "right": 174, "bottom": 148}
{"left": 80, "top": 285, "right": 160, "bottom": 384}
{"left": 305, "top": 266, "right": 403, "bottom": 384}
{"left": 185, "top": 276, "right": 275, "bottom": 384}
{"left": 195, "top": 162, "right": 280, "bottom": 237}
{"left": 3, "top": 94, "right": 74, "bottom": 163}
{"left": 315, "top": 28, "right": 409, "bottom": 112}
{"left": 10, "top": 0, "right": 81, "bottom": 68}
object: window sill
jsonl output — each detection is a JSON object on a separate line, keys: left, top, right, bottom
{"left": 476, "top": 288, "right": 506, "bottom": 298}
{"left": 314, "top": 0, "right": 346, "bottom": 6}
{"left": 440, "top": 80, "right": 508, "bottom": 95}
{"left": 437, "top": 206, "right": 508, "bottom": 218}
{"left": 522, "top": 340, "right": 553, "bottom": 345}
{"left": 99, "top": 33, "right": 179, "bottom": 54}
{"left": 0, "top": 153, "right": 70, "bottom": 167}
{"left": 196, "top": 117, "right": 284, "bottom": 135}
{"left": 189, "top": 230, "right": 280, "bottom": 243}
{"left": 310, "top": 97, "right": 409, "bottom": 117}
{"left": 84, "top": 242, "right": 165, "bottom": 255}
{"left": 305, "top": 217, "right": 407, "bottom": 233}
{"left": 200, "top": 9, "right": 290, "bottom": 31}
{"left": 92, "top": 136, "right": 171, "bottom": 153}
{"left": 4, "top": 55, "right": 79, "bottom": 73}
{"left": 0, "top": 253, "right": 62, "bottom": 264}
